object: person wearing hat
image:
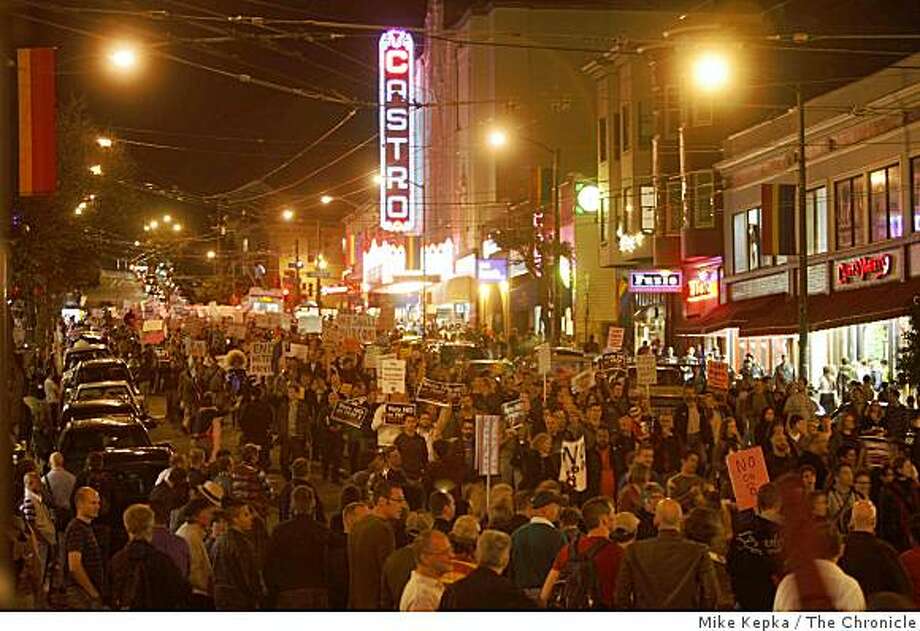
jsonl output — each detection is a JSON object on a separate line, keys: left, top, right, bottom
{"left": 441, "top": 515, "right": 481, "bottom": 585}
{"left": 170, "top": 480, "right": 225, "bottom": 532}
{"left": 176, "top": 496, "right": 221, "bottom": 608}
{"left": 611, "top": 511, "right": 640, "bottom": 547}
{"left": 508, "top": 490, "right": 566, "bottom": 601}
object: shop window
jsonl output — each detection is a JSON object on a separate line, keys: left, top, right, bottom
{"left": 732, "top": 207, "right": 781, "bottom": 274}
{"left": 806, "top": 186, "right": 828, "bottom": 255}
{"left": 624, "top": 187, "right": 636, "bottom": 233}
{"left": 835, "top": 175, "right": 866, "bottom": 249}
{"left": 640, "top": 186, "right": 655, "bottom": 233}
{"left": 597, "top": 117, "right": 608, "bottom": 163}
{"left": 733, "top": 212, "right": 748, "bottom": 273}
{"left": 693, "top": 171, "right": 714, "bottom": 228}
{"left": 621, "top": 103, "right": 631, "bottom": 153}
{"left": 869, "top": 164, "right": 902, "bottom": 242}
{"left": 912, "top": 156, "right": 920, "bottom": 232}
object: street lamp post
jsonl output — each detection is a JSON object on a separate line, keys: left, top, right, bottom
{"left": 796, "top": 84, "right": 808, "bottom": 382}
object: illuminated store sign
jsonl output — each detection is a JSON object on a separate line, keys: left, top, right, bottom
{"left": 687, "top": 268, "right": 719, "bottom": 303}
{"left": 477, "top": 259, "right": 508, "bottom": 283}
{"left": 836, "top": 252, "right": 894, "bottom": 287}
{"left": 629, "top": 270, "right": 683, "bottom": 293}
{"left": 379, "top": 30, "right": 416, "bottom": 233}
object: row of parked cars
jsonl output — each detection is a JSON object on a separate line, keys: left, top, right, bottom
{"left": 54, "top": 329, "right": 173, "bottom": 523}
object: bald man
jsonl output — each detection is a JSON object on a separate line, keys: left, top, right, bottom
{"left": 615, "top": 499, "right": 718, "bottom": 610}
{"left": 64, "top": 487, "right": 104, "bottom": 609}
{"left": 838, "top": 500, "right": 912, "bottom": 602}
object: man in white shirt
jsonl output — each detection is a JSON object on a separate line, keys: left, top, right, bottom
{"left": 44, "top": 452, "right": 76, "bottom": 525}
{"left": 774, "top": 524, "right": 865, "bottom": 611}
{"left": 400, "top": 529, "right": 453, "bottom": 611}
{"left": 176, "top": 498, "right": 219, "bottom": 608}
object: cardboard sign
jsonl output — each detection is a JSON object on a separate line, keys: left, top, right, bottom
{"left": 335, "top": 314, "right": 378, "bottom": 343}
{"left": 537, "top": 344, "right": 551, "bottom": 375}
{"left": 380, "top": 358, "right": 407, "bottom": 394}
{"left": 416, "top": 378, "right": 468, "bottom": 406}
{"left": 636, "top": 353, "right": 658, "bottom": 386}
{"left": 597, "top": 350, "right": 627, "bottom": 373}
{"left": 331, "top": 398, "right": 368, "bottom": 429}
{"left": 707, "top": 360, "right": 730, "bottom": 391}
{"left": 560, "top": 437, "right": 587, "bottom": 492}
{"left": 190, "top": 340, "right": 208, "bottom": 358}
{"left": 143, "top": 319, "right": 164, "bottom": 332}
{"left": 249, "top": 342, "right": 274, "bottom": 376}
{"left": 298, "top": 315, "right": 322, "bottom": 335}
{"left": 383, "top": 402, "right": 416, "bottom": 426}
{"left": 502, "top": 399, "right": 527, "bottom": 429}
{"left": 475, "top": 415, "right": 501, "bottom": 476}
{"left": 364, "top": 345, "right": 383, "bottom": 372}
{"left": 289, "top": 343, "right": 310, "bottom": 361}
{"left": 606, "top": 326, "right": 625, "bottom": 351}
{"left": 726, "top": 446, "right": 770, "bottom": 511}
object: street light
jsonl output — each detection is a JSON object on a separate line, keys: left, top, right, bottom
{"left": 281, "top": 208, "right": 295, "bottom": 222}
{"left": 162, "top": 214, "right": 172, "bottom": 224}
{"left": 96, "top": 137, "right": 113, "bottom": 148}
{"left": 172, "top": 223, "right": 182, "bottom": 232}
{"left": 487, "top": 129, "right": 508, "bottom": 148}
{"left": 89, "top": 164, "right": 103, "bottom": 176}
{"left": 109, "top": 46, "right": 138, "bottom": 71}
{"left": 206, "top": 250, "right": 216, "bottom": 260}
{"left": 372, "top": 173, "right": 383, "bottom": 185}
{"left": 320, "top": 195, "right": 334, "bottom": 205}
{"left": 692, "top": 51, "right": 730, "bottom": 92}
{"left": 74, "top": 201, "right": 87, "bottom": 216}
{"left": 149, "top": 220, "right": 159, "bottom": 230}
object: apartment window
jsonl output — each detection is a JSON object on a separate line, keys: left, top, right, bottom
{"left": 693, "top": 171, "right": 714, "bottom": 228}
{"left": 912, "top": 156, "right": 920, "bottom": 232}
{"left": 665, "top": 86, "right": 680, "bottom": 139}
{"left": 597, "top": 117, "right": 608, "bottom": 163}
{"left": 733, "top": 208, "right": 762, "bottom": 274}
{"left": 868, "top": 164, "right": 902, "bottom": 242}
{"left": 623, "top": 187, "right": 635, "bottom": 233}
{"left": 640, "top": 186, "right": 655, "bottom": 232}
{"left": 621, "top": 103, "right": 631, "bottom": 153}
{"left": 666, "top": 177, "right": 683, "bottom": 232}
{"left": 805, "top": 186, "right": 828, "bottom": 255}
{"left": 835, "top": 175, "right": 866, "bottom": 249}
{"left": 611, "top": 112, "right": 621, "bottom": 160}
{"left": 639, "top": 101, "right": 653, "bottom": 146}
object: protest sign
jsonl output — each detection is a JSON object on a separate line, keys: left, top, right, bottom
{"left": 560, "top": 437, "right": 587, "bottom": 492}
{"left": 141, "top": 330, "right": 165, "bottom": 345}
{"left": 380, "top": 358, "right": 407, "bottom": 394}
{"left": 289, "top": 343, "right": 310, "bottom": 361}
{"left": 571, "top": 369, "right": 596, "bottom": 394}
{"left": 606, "top": 326, "right": 624, "bottom": 350}
{"left": 501, "top": 399, "right": 527, "bottom": 429}
{"left": 597, "top": 350, "right": 627, "bottom": 373}
{"left": 537, "top": 344, "right": 551, "bottom": 375}
{"left": 726, "top": 446, "right": 769, "bottom": 511}
{"left": 707, "top": 360, "right": 730, "bottom": 391}
{"left": 384, "top": 403, "right": 416, "bottom": 426}
{"left": 416, "top": 378, "right": 468, "bottom": 406}
{"left": 330, "top": 398, "right": 368, "bottom": 429}
{"left": 298, "top": 315, "right": 322, "bottom": 335}
{"left": 636, "top": 353, "right": 658, "bottom": 386}
{"left": 143, "top": 319, "right": 164, "bottom": 332}
{"left": 475, "top": 415, "right": 501, "bottom": 476}
{"left": 249, "top": 342, "right": 274, "bottom": 376}
{"left": 364, "top": 346, "right": 383, "bottom": 372}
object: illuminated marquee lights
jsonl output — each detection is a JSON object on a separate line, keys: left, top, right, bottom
{"left": 379, "top": 30, "right": 416, "bottom": 233}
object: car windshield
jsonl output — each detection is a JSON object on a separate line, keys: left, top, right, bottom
{"left": 78, "top": 364, "right": 132, "bottom": 384}
{"left": 63, "top": 424, "right": 151, "bottom": 472}
{"left": 65, "top": 350, "right": 110, "bottom": 372}
{"left": 68, "top": 405, "right": 134, "bottom": 421}
{"left": 76, "top": 386, "right": 132, "bottom": 402}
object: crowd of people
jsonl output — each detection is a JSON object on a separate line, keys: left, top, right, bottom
{"left": 8, "top": 311, "right": 920, "bottom": 611}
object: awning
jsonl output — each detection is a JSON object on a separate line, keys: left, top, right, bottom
{"left": 676, "top": 277, "right": 920, "bottom": 337}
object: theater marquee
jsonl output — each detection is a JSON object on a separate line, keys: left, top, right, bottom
{"left": 379, "top": 29, "right": 416, "bottom": 233}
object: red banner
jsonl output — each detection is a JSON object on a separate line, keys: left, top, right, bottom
{"left": 18, "top": 48, "right": 57, "bottom": 197}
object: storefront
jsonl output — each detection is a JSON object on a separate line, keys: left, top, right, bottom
{"left": 627, "top": 268, "right": 682, "bottom": 351}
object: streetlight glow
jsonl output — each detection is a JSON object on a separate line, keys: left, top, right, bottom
{"left": 372, "top": 173, "right": 383, "bottom": 185}
{"left": 162, "top": 214, "right": 172, "bottom": 224}
{"left": 149, "top": 220, "right": 159, "bottom": 229}
{"left": 320, "top": 195, "right": 334, "bottom": 205}
{"left": 318, "top": 254, "right": 328, "bottom": 270}
{"left": 488, "top": 129, "right": 508, "bottom": 148}
{"left": 281, "top": 208, "right": 295, "bottom": 222}
{"left": 172, "top": 223, "right": 182, "bottom": 232}
{"left": 206, "top": 250, "right": 216, "bottom": 260}
{"left": 693, "top": 52, "right": 730, "bottom": 92}
{"left": 109, "top": 46, "right": 138, "bottom": 71}
{"left": 96, "top": 137, "right": 113, "bottom": 148}
{"left": 133, "top": 240, "right": 140, "bottom": 246}
{"left": 89, "top": 164, "right": 103, "bottom": 176}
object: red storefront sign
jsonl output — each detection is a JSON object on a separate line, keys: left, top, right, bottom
{"left": 379, "top": 30, "right": 416, "bottom": 233}
{"left": 836, "top": 253, "right": 892, "bottom": 286}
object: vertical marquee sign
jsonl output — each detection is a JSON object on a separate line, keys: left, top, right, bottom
{"left": 379, "top": 30, "right": 416, "bottom": 233}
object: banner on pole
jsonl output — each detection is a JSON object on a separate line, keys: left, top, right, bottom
{"left": 416, "top": 378, "right": 468, "bottom": 406}
{"left": 606, "top": 326, "right": 625, "bottom": 351}
{"left": 475, "top": 415, "right": 501, "bottom": 476}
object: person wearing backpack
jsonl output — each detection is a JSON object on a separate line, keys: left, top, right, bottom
{"left": 539, "top": 497, "right": 622, "bottom": 609}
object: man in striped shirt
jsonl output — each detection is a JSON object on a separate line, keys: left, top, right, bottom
{"left": 21, "top": 472, "right": 56, "bottom": 595}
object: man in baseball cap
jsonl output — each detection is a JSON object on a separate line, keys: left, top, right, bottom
{"left": 507, "top": 490, "right": 566, "bottom": 600}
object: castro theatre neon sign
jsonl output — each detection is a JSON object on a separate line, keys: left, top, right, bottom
{"left": 379, "top": 29, "right": 416, "bottom": 233}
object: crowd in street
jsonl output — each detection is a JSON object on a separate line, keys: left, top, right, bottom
{"left": 8, "top": 311, "right": 920, "bottom": 611}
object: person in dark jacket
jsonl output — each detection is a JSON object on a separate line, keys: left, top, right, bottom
{"left": 727, "top": 483, "right": 784, "bottom": 611}
{"left": 838, "top": 500, "right": 913, "bottom": 602}
{"left": 239, "top": 387, "right": 273, "bottom": 470}
{"left": 263, "top": 486, "right": 332, "bottom": 609}
{"left": 381, "top": 512, "right": 434, "bottom": 610}
{"left": 508, "top": 491, "right": 565, "bottom": 600}
{"left": 879, "top": 457, "right": 920, "bottom": 552}
{"left": 211, "top": 500, "right": 262, "bottom": 610}
{"left": 278, "top": 457, "right": 326, "bottom": 523}
{"left": 615, "top": 499, "right": 719, "bottom": 610}
{"left": 109, "top": 504, "right": 191, "bottom": 610}
{"left": 439, "top": 530, "right": 535, "bottom": 610}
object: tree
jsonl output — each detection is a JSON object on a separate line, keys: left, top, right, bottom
{"left": 898, "top": 297, "right": 920, "bottom": 393}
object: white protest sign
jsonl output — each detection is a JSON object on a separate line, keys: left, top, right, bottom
{"left": 380, "top": 358, "right": 407, "bottom": 394}
{"left": 537, "top": 344, "right": 551, "bottom": 375}
{"left": 298, "top": 315, "right": 322, "bottom": 335}
{"left": 475, "top": 415, "right": 501, "bottom": 476}
{"left": 249, "top": 342, "right": 274, "bottom": 376}
{"left": 636, "top": 353, "right": 658, "bottom": 386}
{"left": 560, "top": 437, "right": 587, "bottom": 492}
{"left": 143, "top": 319, "right": 164, "bottom": 332}
{"left": 606, "top": 326, "right": 625, "bottom": 351}
{"left": 289, "top": 343, "right": 310, "bottom": 361}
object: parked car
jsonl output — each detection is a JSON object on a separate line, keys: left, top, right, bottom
{"left": 62, "top": 343, "right": 111, "bottom": 376}
{"left": 62, "top": 358, "right": 136, "bottom": 402}
{"left": 72, "top": 380, "right": 145, "bottom": 413}
{"left": 60, "top": 398, "right": 154, "bottom": 431}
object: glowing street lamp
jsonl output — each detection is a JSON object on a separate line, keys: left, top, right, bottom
{"left": 317, "top": 254, "right": 328, "bottom": 270}
{"left": 162, "top": 214, "right": 172, "bottom": 224}
{"left": 487, "top": 129, "right": 508, "bottom": 148}
{"left": 281, "top": 208, "right": 295, "bottom": 222}
{"left": 172, "top": 223, "right": 182, "bottom": 232}
{"left": 149, "top": 220, "right": 159, "bottom": 230}
{"left": 320, "top": 195, "right": 334, "bottom": 205}
{"left": 74, "top": 201, "right": 87, "bottom": 216}
{"left": 693, "top": 52, "right": 730, "bottom": 92}
{"left": 96, "top": 137, "right": 113, "bottom": 148}
{"left": 109, "top": 46, "right": 138, "bottom": 71}
{"left": 372, "top": 173, "right": 383, "bottom": 185}
{"left": 133, "top": 240, "right": 141, "bottom": 246}
{"left": 206, "top": 250, "right": 216, "bottom": 260}
{"left": 89, "top": 164, "right": 103, "bottom": 176}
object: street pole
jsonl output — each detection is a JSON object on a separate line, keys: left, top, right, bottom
{"left": 796, "top": 84, "right": 809, "bottom": 382}
{"left": 0, "top": 7, "right": 13, "bottom": 607}
{"left": 294, "top": 237, "right": 301, "bottom": 307}
{"left": 419, "top": 182, "right": 426, "bottom": 339}
{"left": 552, "top": 147, "right": 561, "bottom": 346}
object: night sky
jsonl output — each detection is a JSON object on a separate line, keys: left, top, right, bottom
{"left": 10, "top": 0, "right": 919, "bottom": 231}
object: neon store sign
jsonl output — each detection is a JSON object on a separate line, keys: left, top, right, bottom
{"left": 379, "top": 30, "right": 416, "bottom": 233}
{"left": 687, "top": 268, "right": 719, "bottom": 303}
{"left": 837, "top": 253, "right": 892, "bottom": 285}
